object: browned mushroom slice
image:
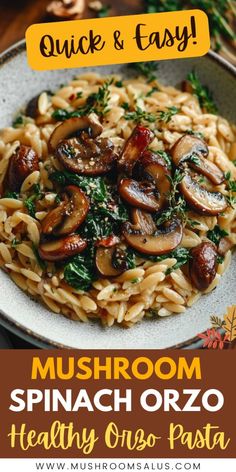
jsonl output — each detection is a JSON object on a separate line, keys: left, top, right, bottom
{"left": 180, "top": 173, "right": 228, "bottom": 216}
{"left": 123, "top": 211, "right": 183, "bottom": 255}
{"left": 171, "top": 135, "right": 209, "bottom": 166}
{"left": 218, "top": 237, "right": 234, "bottom": 256}
{"left": 95, "top": 247, "right": 123, "bottom": 277}
{"left": 56, "top": 135, "right": 116, "bottom": 175}
{"left": 25, "top": 94, "right": 40, "bottom": 119}
{"left": 118, "top": 179, "right": 159, "bottom": 212}
{"left": 130, "top": 208, "right": 157, "bottom": 234}
{"left": 49, "top": 114, "right": 103, "bottom": 151}
{"left": 41, "top": 185, "right": 89, "bottom": 236}
{"left": 118, "top": 125, "right": 154, "bottom": 175}
{"left": 39, "top": 234, "right": 87, "bottom": 262}
{"left": 189, "top": 242, "right": 217, "bottom": 291}
{"left": 141, "top": 151, "right": 171, "bottom": 210}
{"left": 5, "top": 145, "right": 39, "bottom": 192}
{"left": 171, "top": 135, "right": 224, "bottom": 185}
{"left": 41, "top": 201, "right": 68, "bottom": 235}
{"left": 56, "top": 185, "right": 89, "bottom": 236}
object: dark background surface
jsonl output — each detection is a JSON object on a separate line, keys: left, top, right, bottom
{"left": 0, "top": 0, "right": 142, "bottom": 53}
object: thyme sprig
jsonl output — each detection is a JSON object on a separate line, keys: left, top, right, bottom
{"left": 144, "top": 0, "right": 236, "bottom": 51}
{"left": 187, "top": 71, "right": 218, "bottom": 114}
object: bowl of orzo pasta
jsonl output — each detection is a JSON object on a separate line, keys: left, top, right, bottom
{"left": 0, "top": 41, "right": 235, "bottom": 348}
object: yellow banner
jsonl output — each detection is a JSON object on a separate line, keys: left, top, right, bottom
{"left": 26, "top": 10, "right": 210, "bottom": 71}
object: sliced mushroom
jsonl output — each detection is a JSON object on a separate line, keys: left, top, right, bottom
{"left": 118, "top": 178, "right": 159, "bottom": 212}
{"left": 47, "top": 0, "right": 85, "bottom": 19}
{"left": 118, "top": 125, "right": 154, "bottom": 175}
{"left": 180, "top": 173, "right": 228, "bottom": 216}
{"left": 25, "top": 94, "right": 41, "bottom": 119}
{"left": 189, "top": 242, "right": 217, "bottom": 291}
{"left": 130, "top": 208, "right": 157, "bottom": 234}
{"left": 41, "top": 185, "right": 89, "bottom": 236}
{"left": 218, "top": 237, "right": 233, "bottom": 256}
{"left": 56, "top": 134, "right": 116, "bottom": 175}
{"left": 171, "top": 135, "right": 224, "bottom": 185}
{"left": 95, "top": 247, "right": 123, "bottom": 277}
{"left": 5, "top": 145, "right": 39, "bottom": 192}
{"left": 39, "top": 234, "right": 87, "bottom": 261}
{"left": 49, "top": 114, "right": 103, "bottom": 151}
{"left": 141, "top": 151, "right": 171, "bottom": 210}
{"left": 171, "top": 135, "right": 209, "bottom": 166}
{"left": 123, "top": 210, "right": 183, "bottom": 255}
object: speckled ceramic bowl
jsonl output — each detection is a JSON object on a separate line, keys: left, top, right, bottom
{"left": 0, "top": 40, "right": 235, "bottom": 349}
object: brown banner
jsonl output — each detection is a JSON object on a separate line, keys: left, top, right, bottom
{"left": 0, "top": 350, "right": 234, "bottom": 458}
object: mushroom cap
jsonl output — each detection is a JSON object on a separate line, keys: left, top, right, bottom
{"left": 49, "top": 114, "right": 103, "bottom": 151}
{"left": 95, "top": 247, "right": 123, "bottom": 277}
{"left": 123, "top": 215, "right": 183, "bottom": 255}
{"left": 189, "top": 242, "right": 217, "bottom": 291}
{"left": 5, "top": 145, "right": 39, "bottom": 192}
{"left": 39, "top": 234, "right": 87, "bottom": 261}
{"left": 41, "top": 185, "right": 89, "bottom": 236}
{"left": 180, "top": 173, "right": 228, "bottom": 215}
{"left": 118, "top": 178, "right": 160, "bottom": 212}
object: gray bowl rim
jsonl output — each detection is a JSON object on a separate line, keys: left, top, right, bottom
{"left": 0, "top": 39, "right": 235, "bottom": 350}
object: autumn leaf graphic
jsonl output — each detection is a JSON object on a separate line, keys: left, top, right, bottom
{"left": 223, "top": 306, "right": 236, "bottom": 342}
{"left": 198, "top": 305, "right": 236, "bottom": 349}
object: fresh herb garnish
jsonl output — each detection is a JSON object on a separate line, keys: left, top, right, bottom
{"left": 151, "top": 150, "right": 172, "bottom": 169}
{"left": 64, "top": 247, "right": 95, "bottom": 291}
{"left": 24, "top": 184, "right": 43, "bottom": 218}
{"left": 52, "top": 79, "right": 113, "bottom": 121}
{"left": 224, "top": 171, "right": 236, "bottom": 207}
{"left": 124, "top": 105, "right": 179, "bottom": 125}
{"left": 185, "top": 129, "right": 205, "bottom": 140}
{"left": 155, "top": 169, "right": 187, "bottom": 225}
{"left": 207, "top": 225, "right": 229, "bottom": 246}
{"left": 146, "top": 86, "right": 159, "bottom": 97}
{"left": 12, "top": 115, "right": 24, "bottom": 128}
{"left": 32, "top": 243, "right": 46, "bottom": 270}
{"left": 144, "top": 1, "right": 236, "bottom": 51}
{"left": 4, "top": 191, "right": 19, "bottom": 199}
{"left": 121, "top": 102, "right": 130, "bottom": 111}
{"left": 158, "top": 106, "right": 180, "bottom": 123}
{"left": 217, "top": 254, "right": 225, "bottom": 264}
{"left": 76, "top": 91, "right": 83, "bottom": 99}
{"left": 115, "top": 80, "right": 123, "bottom": 88}
{"left": 124, "top": 106, "right": 157, "bottom": 124}
{"left": 11, "top": 238, "right": 21, "bottom": 248}
{"left": 97, "top": 5, "right": 110, "bottom": 17}
{"left": 129, "top": 61, "right": 158, "bottom": 82}
{"left": 135, "top": 247, "right": 190, "bottom": 273}
{"left": 187, "top": 71, "right": 218, "bottom": 114}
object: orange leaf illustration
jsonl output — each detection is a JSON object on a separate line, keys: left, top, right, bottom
{"left": 223, "top": 305, "right": 236, "bottom": 342}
